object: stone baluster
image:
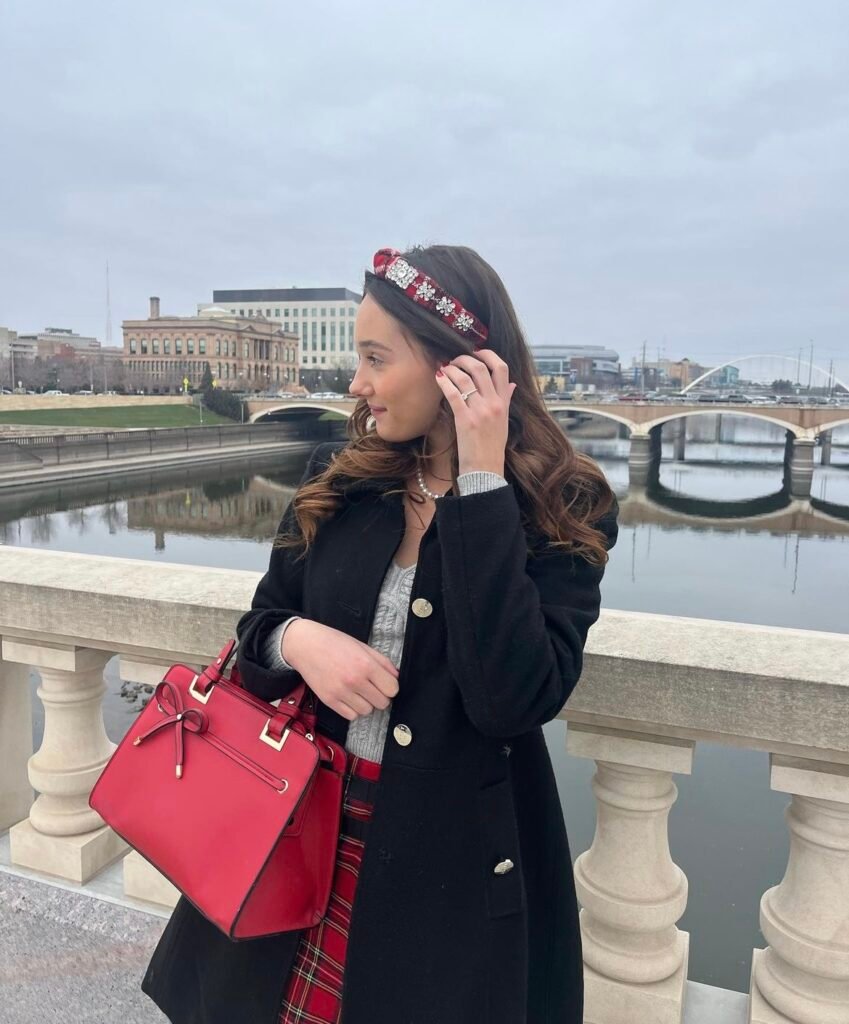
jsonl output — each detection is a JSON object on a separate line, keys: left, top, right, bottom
{"left": 0, "top": 644, "right": 34, "bottom": 829}
{"left": 567, "top": 722, "right": 694, "bottom": 1024}
{"left": 749, "top": 754, "right": 849, "bottom": 1024}
{"left": 6, "top": 640, "right": 127, "bottom": 883}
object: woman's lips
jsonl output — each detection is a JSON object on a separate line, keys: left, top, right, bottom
{"left": 369, "top": 406, "right": 386, "bottom": 415}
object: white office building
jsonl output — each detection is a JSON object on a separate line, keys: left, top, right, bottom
{"left": 199, "top": 287, "right": 361, "bottom": 370}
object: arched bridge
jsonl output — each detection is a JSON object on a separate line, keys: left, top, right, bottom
{"left": 244, "top": 397, "right": 849, "bottom": 441}
{"left": 245, "top": 397, "right": 848, "bottom": 500}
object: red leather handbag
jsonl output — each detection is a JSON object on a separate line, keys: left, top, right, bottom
{"left": 89, "top": 638, "right": 348, "bottom": 940}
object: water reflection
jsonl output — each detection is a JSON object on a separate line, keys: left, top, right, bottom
{"left": 0, "top": 450, "right": 308, "bottom": 558}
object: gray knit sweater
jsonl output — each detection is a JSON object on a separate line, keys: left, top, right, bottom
{"left": 261, "top": 470, "right": 509, "bottom": 763}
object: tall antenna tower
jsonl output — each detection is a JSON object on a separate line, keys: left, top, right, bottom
{"left": 105, "top": 260, "right": 112, "bottom": 347}
{"left": 103, "top": 260, "right": 112, "bottom": 391}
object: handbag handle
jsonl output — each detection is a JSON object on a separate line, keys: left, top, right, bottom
{"left": 194, "top": 638, "right": 323, "bottom": 750}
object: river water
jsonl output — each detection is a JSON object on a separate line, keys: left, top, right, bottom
{"left": 2, "top": 415, "right": 847, "bottom": 994}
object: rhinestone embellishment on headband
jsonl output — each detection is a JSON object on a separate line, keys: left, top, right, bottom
{"left": 372, "top": 246, "right": 489, "bottom": 346}
{"left": 386, "top": 259, "right": 418, "bottom": 289}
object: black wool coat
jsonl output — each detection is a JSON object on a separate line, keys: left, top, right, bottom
{"left": 142, "top": 440, "right": 619, "bottom": 1024}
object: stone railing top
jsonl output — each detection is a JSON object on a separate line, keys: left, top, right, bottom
{"left": 0, "top": 547, "right": 257, "bottom": 664}
{"left": 567, "top": 608, "right": 849, "bottom": 762}
{"left": 1, "top": 547, "right": 847, "bottom": 763}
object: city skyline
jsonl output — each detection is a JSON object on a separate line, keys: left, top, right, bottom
{"left": 7, "top": 289, "right": 844, "bottom": 394}
{"left": 1, "top": 1, "right": 847, "bottom": 384}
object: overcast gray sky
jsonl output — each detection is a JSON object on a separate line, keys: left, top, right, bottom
{"left": 1, "top": 0, "right": 847, "bottom": 385}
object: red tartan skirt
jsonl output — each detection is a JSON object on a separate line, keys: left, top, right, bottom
{"left": 278, "top": 752, "right": 382, "bottom": 1024}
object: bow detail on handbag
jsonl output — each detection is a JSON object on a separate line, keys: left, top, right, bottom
{"left": 133, "top": 679, "right": 208, "bottom": 778}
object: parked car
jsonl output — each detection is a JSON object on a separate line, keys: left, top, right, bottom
{"left": 43, "top": 389, "right": 66, "bottom": 396}
{"left": 76, "top": 389, "right": 94, "bottom": 396}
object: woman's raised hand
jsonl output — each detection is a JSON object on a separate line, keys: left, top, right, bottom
{"left": 280, "top": 619, "right": 400, "bottom": 721}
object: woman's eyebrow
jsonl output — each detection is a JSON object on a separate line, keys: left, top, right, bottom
{"left": 356, "top": 340, "right": 392, "bottom": 352}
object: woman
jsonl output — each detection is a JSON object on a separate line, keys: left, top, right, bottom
{"left": 142, "top": 244, "right": 618, "bottom": 1024}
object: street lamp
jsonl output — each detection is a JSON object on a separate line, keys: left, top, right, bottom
{"left": 237, "top": 371, "right": 247, "bottom": 423}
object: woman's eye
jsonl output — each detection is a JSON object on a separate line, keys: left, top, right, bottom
{"left": 366, "top": 355, "right": 382, "bottom": 367}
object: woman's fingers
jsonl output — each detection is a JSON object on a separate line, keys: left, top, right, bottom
{"left": 363, "top": 644, "right": 400, "bottom": 677}
{"left": 334, "top": 699, "right": 361, "bottom": 722}
{"left": 443, "top": 355, "right": 495, "bottom": 397}
{"left": 339, "top": 689, "right": 377, "bottom": 717}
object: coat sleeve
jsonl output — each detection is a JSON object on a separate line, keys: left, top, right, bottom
{"left": 435, "top": 484, "right": 619, "bottom": 738}
{"left": 234, "top": 441, "right": 336, "bottom": 702}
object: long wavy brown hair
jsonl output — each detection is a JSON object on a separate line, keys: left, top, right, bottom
{"left": 274, "top": 243, "right": 616, "bottom": 566}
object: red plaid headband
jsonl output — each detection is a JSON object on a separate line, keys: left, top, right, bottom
{"left": 372, "top": 247, "right": 488, "bottom": 348}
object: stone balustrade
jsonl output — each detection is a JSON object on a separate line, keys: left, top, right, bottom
{"left": 1, "top": 547, "right": 847, "bottom": 1024}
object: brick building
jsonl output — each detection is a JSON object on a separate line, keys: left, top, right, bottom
{"left": 122, "top": 297, "right": 299, "bottom": 394}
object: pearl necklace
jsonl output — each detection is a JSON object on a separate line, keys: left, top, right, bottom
{"left": 416, "top": 463, "right": 448, "bottom": 501}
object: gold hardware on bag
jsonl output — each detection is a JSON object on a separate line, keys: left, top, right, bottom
{"left": 260, "top": 719, "right": 291, "bottom": 751}
{"left": 188, "top": 674, "right": 213, "bottom": 705}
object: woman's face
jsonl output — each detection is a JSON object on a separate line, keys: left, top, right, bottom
{"left": 349, "top": 293, "right": 446, "bottom": 442}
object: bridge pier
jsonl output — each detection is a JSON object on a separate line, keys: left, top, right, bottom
{"left": 783, "top": 435, "right": 815, "bottom": 498}
{"left": 820, "top": 430, "right": 833, "bottom": 466}
{"left": 672, "top": 419, "right": 686, "bottom": 462}
{"left": 715, "top": 413, "right": 723, "bottom": 443}
{"left": 629, "top": 427, "right": 662, "bottom": 488}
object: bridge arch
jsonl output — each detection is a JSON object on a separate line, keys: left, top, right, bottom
{"left": 248, "top": 402, "right": 351, "bottom": 424}
{"left": 639, "top": 407, "right": 810, "bottom": 439}
{"left": 545, "top": 403, "right": 849, "bottom": 441}
{"left": 681, "top": 355, "right": 849, "bottom": 395}
{"left": 545, "top": 403, "right": 812, "bottom": 438}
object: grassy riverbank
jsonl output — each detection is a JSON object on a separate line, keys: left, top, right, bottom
{"left": 0, "top": 405, "right": 235, "bottom": 428}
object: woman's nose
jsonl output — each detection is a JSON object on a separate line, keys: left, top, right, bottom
{"left": 349, "top": 368, "right": 368, "bottom": 395}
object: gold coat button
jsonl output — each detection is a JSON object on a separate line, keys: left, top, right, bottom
{"left": 411, "top": 597, "right": 433, "bottom": 618}
{"left": 393, "top": 724, "right": 413, "bottom": 746}
{"left": 493, "top": 859, "right": 514, "bottom": 875}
